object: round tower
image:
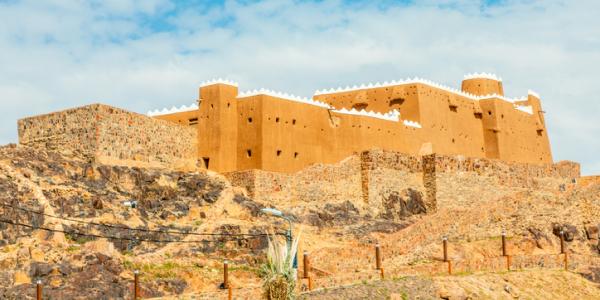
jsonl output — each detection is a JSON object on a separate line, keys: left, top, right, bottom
{"left": 461, "top": 73, "right": 504, "bottom": 96}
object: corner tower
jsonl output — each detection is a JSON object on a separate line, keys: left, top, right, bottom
{"left": 197, "top": 79, "right": 239, "bottom": 172}
{"left": 461, "top": 73, "right": 504, "bottom": 96}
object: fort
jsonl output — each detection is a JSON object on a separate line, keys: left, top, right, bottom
{"left": 17, "top": 73, "right": 575, "bottom": 212}
{"left": 149, "top": 73, "right": 552, "bottom": 173}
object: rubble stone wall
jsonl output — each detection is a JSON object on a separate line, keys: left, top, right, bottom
{"left": 227, "top": 150, "right": 580, "bottom": 213}
{"left": 18, "top": 104, "right": 198, "bottom": 170}
{"left": 18, "top": 104, "right": 99, "bottom": 159}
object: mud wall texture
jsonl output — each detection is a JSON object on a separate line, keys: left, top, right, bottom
{"left": 227, "top": 150, "right": 580, "bottom": 213}
{"left": 18, "top": 104, "right": 198, "bottom": 170}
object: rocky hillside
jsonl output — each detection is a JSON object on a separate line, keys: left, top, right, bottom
{"left": 0, "top": 144, "right": 598, "bottom": 299}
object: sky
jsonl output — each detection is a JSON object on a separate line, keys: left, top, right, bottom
{"left": 0, "top": 0, "right": 599, "bottom": 175}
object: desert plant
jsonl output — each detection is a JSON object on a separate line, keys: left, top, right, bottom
{"left": 260, "top": 229, "right": 301, "bottom": 300}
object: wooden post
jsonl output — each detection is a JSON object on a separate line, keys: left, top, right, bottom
{"left": 559, "top": 230, "right": 565, "bottom": 254}
{"left": 447, "top": 261, "right": 452, "bottom": 275}
{"left": 134, "top": 270, "right": 140, "bottom": 299}
{"left": 375, "top": 244, "right": 382, "bottom": 270}
{"left": 501, "top": 231, "right": 507, "bottom": 257}
{"left": 442, "top": 236, "right": 448, "bottom": 262}
{"left": 564, "top": 253, "right": 568, "bottom": 271}
{"left": 223, "top": 261, "right": 229, "bottom": 289}
{"left": 303, "top": 251, "right": 310, "bottom": 279}
{"left": 506, "top": 255, "right": 511, "bottom": 271}
{"left": 36, "top": 280, "right": 42, "bottom": 300}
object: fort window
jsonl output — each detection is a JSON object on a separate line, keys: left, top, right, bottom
{"left": 474, "top": 112, "right": 483, "bottom": 119}
{"left": 276, "top": 150, "right": 282, "bottom": 156}
{"left": 292, "top": 119, "right": 296, "bottom": 125}
{"left": 188, "top": 118, "right": 198, "bottom": 126}
{"left": 246, "top": 149, "right": 252, "bottom": 157}
{"left": 449, "top": 105, "right": 458, "bottom": 112}
{"left": 202, "top": 157, "right": 210, "bottom": 169}
{"left": 488, "top": 111, "right": 492, "bottom": 115}
{"left": 276, "top": 117, "right": 280, "bottom": 123}
{"left": 211, "top": 104, "right": 214, "bottom": 109}
{"left": 227, "top": 102, "right": 231, "bottom": 108}
{"left": 352, "top": 103, "right": 368, "bottom": 110}
{"left": 294, "top": 152, "right": 299, "bottom": 159}
{"left": 389, "top": 98, "right": 404, "bottom": 107}
{"left": 537, "top": 129, "right": 544, "bottom": 136}
{"left": 248, "top": 117, "right": 253, "bottom": 123}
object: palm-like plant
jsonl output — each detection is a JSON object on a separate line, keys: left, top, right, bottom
{"left": 261, "top": 229, "right": 301, "bottom": 300}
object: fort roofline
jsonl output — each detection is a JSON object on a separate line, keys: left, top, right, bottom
{"left": 148, "top": 74, "right": 540, "bottom": 118}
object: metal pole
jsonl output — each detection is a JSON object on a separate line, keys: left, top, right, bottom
{"left": 36, "top": 280, "right": 42, "bottom": 300}
{"left": 443, "top": 236, "right": 448, "bottom": 262}
{"left": 501, "top": 230, "right": 507, "bottom": 257}
{"left": 560, "top": 230, "right": 565, "bottom": 254}
{"left": 134, "top": 270, "right": 140, "bottom": 299}
{"left": 223, "top": 261, "right": 229, "bottom": 289}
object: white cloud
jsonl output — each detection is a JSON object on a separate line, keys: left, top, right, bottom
{"left": 0, "top": 0, "right": 599, "bottom": 175}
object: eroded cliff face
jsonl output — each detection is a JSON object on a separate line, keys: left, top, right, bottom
{"left": 0, "top": 144, "right": 598, "bottom": 299}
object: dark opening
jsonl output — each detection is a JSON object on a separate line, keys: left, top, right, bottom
{"left": 276, "top": 117, "right": 280, "bottom": 123}
{"left": 452, "top": 138, "right": 455, "bottom": 143}
{"left": 537, "top": 129, "right": 544, "bottom": 136}
{"left": 202, "top": 157, "right": 210, "bottom": 169}
{"left": 352, "top": 103, "right": 368, "bottom": 110}
{"left": 389, "top": 98, "right": 405, "bottom": 106}
{"left": 211, "top": 104, "right": 214, "bottom": 109}
{"left": 227, "top": 102, "right": 231, "bottom": 108}
{"left": 474, "top": 112, "right": 483, "bottom": 119}
{"left": 246, "top": 149, "right": 252, "bottom": 157}
{"left": 248, "top": 117, "right": 253, "bottom": 123}
{"left": 188, "top": 118, "right": 198, "bottom": 125}
{"left": 292, "top": 119, "right": 296, "bottom": 125}
{"left": 488, "top": 111, "right": 492, "bottom": 115}
{"left": 294, "top": 152, "right": 299, "bottom": 159}
{"left": 449, "top": 105, "right": 458, "bottom": 112}
{"left": 276, "top": 150, "right": 282, "bottom": 156}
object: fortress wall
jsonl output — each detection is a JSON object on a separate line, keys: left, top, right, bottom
{"left": 18, "top": 104, "right": 198, "bottom": 170}
{"left": 433, "top": 155, "right": 580, "bottom": 208}
{"left": 95, "top": 105, "right": 198, "bottom": 170}
{"left": 155, "top": 110, "right": 199, "bottom": 128}
{"left": 18, "top": 104, "right": 101, "bottom": 160}
{"left": 226, "top": 156, "right": 363, "bottom": 208}
{"left": 228, "top": 150, "right": 579, "bottom": 214}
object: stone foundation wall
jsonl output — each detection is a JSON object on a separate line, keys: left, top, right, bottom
{"left": 18, "top": 104, "right": 198, "bottom": 170}
{"left": 227, "top": 150, "right": 580, "bottom": 214}
{"left": 18, "top": 105, "right": 99, "bottom": 159}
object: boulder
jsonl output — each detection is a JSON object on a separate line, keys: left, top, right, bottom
{"left": 552, "top": 223, "right": 578, "bottom": 242}
{"left": 585, "top": 224, "right": 599, "bottom": 240}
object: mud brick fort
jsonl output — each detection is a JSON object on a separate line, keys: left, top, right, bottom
{"left": 17, "top": 73, "right": 579, "bottom": 210}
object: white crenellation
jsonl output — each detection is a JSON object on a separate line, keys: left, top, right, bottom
{"left": 237, "top": 88, "right": 331, "bottom": 109}
{"left": 463, "top": 72, "right": 502, "bottom": 81}
{"left": 514, "top": 104, "right": 533, "bottom": 115}
{"left": 528, "top": 89, "right": 540, "bottom": 99}
{"left": 147, "top": 102, "right": 199, "bottom": 117}
{"left": 200, "top": 78, "right": 239, "bottom": 87}
{"left": 314, "top": 76, "right": 537, "bottom": 115}
{"left": 331, "top": 108, "right": 400, "bottom": 122}
{"left": 403, "top": 120, "right": 422, "bottom": 128}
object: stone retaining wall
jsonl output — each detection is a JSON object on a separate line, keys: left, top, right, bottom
{"left": 18, "top": 104, "right": 198, "bottom": 170}
{"left": 227, "top": 149, "right": 580, "bottom": 212}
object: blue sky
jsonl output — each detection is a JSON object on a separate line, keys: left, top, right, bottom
{"left": 1, "top": 0, "right": 599, "bottom": 175}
